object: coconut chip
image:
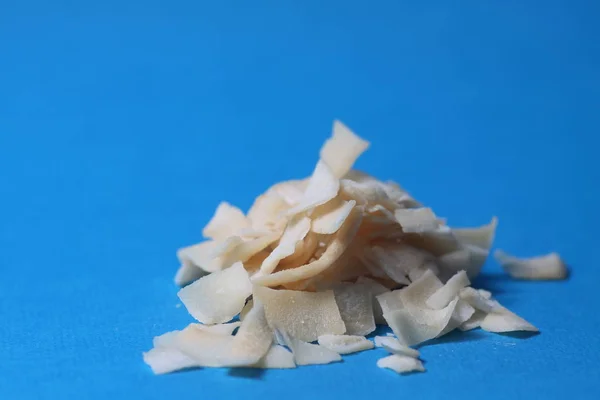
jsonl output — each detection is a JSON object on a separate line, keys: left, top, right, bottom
{"left": 377, "top": 355, "right": 425, "bottom": 374}
{"left": 374, "top": 336, "right": 420, "bottom": 358}
{"left": 480, "top": 303, "right": 539, "bottom": 333}
{"left": 203, "top": 202, "right": 250, "bottom": 241}
{"left": 426, "top": 270, "right": 470, "bottom": 309}
{"left": 394, "top": 208, "right": 445, "bottom": 233}
{"left": 312, "top": 198, "right": 356, "bottom": 235}
{"left": 494, "top": 250, "right": 568, "bottom": 280}
{"left": 281, "top": 332, "right": 342, "bottom": 366}
{"left": 286, "top": 161, "right": 340, "bottom": 217}
{"left": 317, "top": 334, "right": 374, "bottom": 354}
{"left": 177, "top": 262, "right": 252, "bottom": 324}
{"left": 333, "top": 283, "right": 376, "bottom": 336}
{"left": 251, "top": 345, "right": 296, "bottom": 369}
{"left": 257, "top": 216, "right": 311, "bottom": 276}
{"left": 320, "top": 120, "right": 370, "bottom": 179}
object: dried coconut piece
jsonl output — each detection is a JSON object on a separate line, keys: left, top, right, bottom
{"left": 229, "top": 300, "right": 273, "bottom": 365}
{"left": 333, "top": 283, "right": 376, "bottom": 336}
{"left": 252, "top": 208, "right": 362, "bottom": 287}
{"left": 270, "top": 179, "right": 308, "bottom": 205}
{"left": 377, "top": 354, "right": 425, "bottom": 374}
{"left": 279, "top": 231, "right": 318, "bottom": 268}
{"left": 312, "top": 198, "right": 356, "bottom": 235}
{"left": 177, "top": 262, "right": 252, "bottom": 324}
{"left": 202, "top": 202, "right": 250, "bottom": 241}
{"left": 437, "top": 245, "right": 489, "bottom": 279}
{"left": 176, "top": 241, "right": 222, "bottom": 276}
{"left": 384, "top": 297, "right": 458, "bottom": 346}
{"left": 193, "top": 322, "right": 241, "bottom": 336}
{"left": 373, "top": 336, "right": 420, "bottom": 358}
{"left": 174, "top": 262, "right": 207, "bottom": 286}
{"left": 279, "top": 331, "right": 342, "bottom": 366}
{"left": 253, "top": 286, "right": 346, "bottom": 342}
{"left": 376, "top": 290, "right": 404, "bottom": 315}
{"left": 394, "top": 208, "right": 444, "bottom": 233}
{"left": 247, "top": 190, "right": 290, "bottom": 231}
{"left": 251, "top": 345, "right": 296, "bottom": 369}
{"left": 494, "top": 250, "right": 567, "bottom": 280}
{"left": 453, "top": 217, "right": 498, "bottom": 249}
{"left": 340, "top": 179, "right": 397, "bottom": 210}
{"left": 480, "top": 304, "right": 539, "bottom": 333}
{"left": 426, "top": 270, "right": 470, "bottom": 309}
{"left": 286, "top": 161, "right": 340, "bottom": 216}
{"left": 239, "top": 298, "right": 253, "bottom": 321}
{"left": 220, "top": 232, "right": 282, "bottom": 267}
{"left": 317, "top": 334, "right": 374, "bottom": 354}
{"left": 459, "top": 287, "right": 494, "bottom": 313}
{"left": 257, "top": 216, "right": 311, "bottom": 276}
{"left": 459, "top": 310, "right": 486, "bottom": 331}
{"left": 143, "top": 345, "right": 198, "bottom": 375}
{"left": 400, "top": 269, "right": 444, "bottom": 308}
{"left": 320, "top": 120, "right": 370, "bottom": 179}
{"left": 356, "top": 276, "right": 390, "bottom": 324}
{"left": 439, "top": 299, "right": 476, "bottom": 336}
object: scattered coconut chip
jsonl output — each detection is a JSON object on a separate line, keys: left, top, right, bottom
{"left": 251, "top": 345, "right": 296, "bottom": 369}
{"left": 394, "top": 208, "right": 443, "bottom": 233}
{"left": 333, "top": 283, "right": 376, "bottom": 336}
{"left": 177, "top": 262, "right": 252, "bottom": 324}
{"left": 203, "top": 202, "right": 250, "bottom": 241}
{"left": 257, "top": 216, "right": 311, "bottom": 276}
{"left": 320, "top": 120, "right": 370, "bottom": 179}
{"left": 173, "top": 324, "right": 237, "bottom": 367}
{"left": 377, "top": 354, "right": 425, "bottom": 374}
{"left": 286, "top": 161, "right": 340, "bottom": 216}
{"left": 494, "top": 250, "right": 568, "bottom": 280}
{"left": 426, "top": 270, "right": 471, "bottom": 309}
{"left": 254, "top": 286, "right": 346, "bottom": 342}
{"left": 317, "top": 334, "right": 375, "bottom": 354}
{"left": 312, "top": 198, "right": 356, "bottom": 235}
{"left": 480, "top": 304, "right": 539, "bottom": 333}
{"left": 280, "top": 331, "right": 342, "bottom": 366}
{"left": 374, "top": 336, "right": 420, "bottom": 358}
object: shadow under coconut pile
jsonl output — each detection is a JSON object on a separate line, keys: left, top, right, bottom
{"left": 143, "top": 120, "right": 568, "bottom": 377}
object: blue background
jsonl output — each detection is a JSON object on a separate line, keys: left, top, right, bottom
{"left": 1, "top": 1, "right": 599, "bottom": 399}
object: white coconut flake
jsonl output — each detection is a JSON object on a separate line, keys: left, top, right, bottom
{"left": 312, "top": 198, "right": 356, "bottom": 235}
{"left": 394, "top": 208, "right": 443, "bottom": 233}
{"left": 176, "top": 241, "right": 222, "bottom": 276}
{"left": 452, "top": 217, "right": 498, "bottom": 250}
{"left": 251, "top": 345, "right": 296, "bottom": 369}
{"left": 193, "top": 322, "right": 241, "bottom": 336}
{"left": 373, "top": 336, "right": 420, "bottom": 358}
{"left": 174, "top": 262, "right": 207, "bottom": 286}
{"left": 286, "top": 161, "right": 340, "bottom": 217}
{"left": 228, "top": 300, "right": 273, "bottom": 365}
{"left": 257, "top": 216, "right": 311, "bottom": 276}
{"left": 333, "top": 283, "right": 376, "bottom": 336}
{"left": 356, "top": 276, "right": 390, "bottom": 324}
{"left": 320, "top": 120, "right": 370, "bottom": 179}
{"left": 376, "top": 290, "right": 404, "bottom": 315}
{"left": 426, "top": 270, "right": 470, "bottom": 309}
{"left": 459, "top": 310, "right": 486, "bottom": 331}
{"left": 459, "top": 287, "right": 495, "bottom": 313}
{"left": 377, "top": 354, "right": 425, "bottom": 374}
{"left": 253, "top": 286, "right": 346, "bottom": 342}
{"left": 481, "top": 304, "right": 539, "bottom": 333}
{"left": 143, "top": 346, "right": 198, "bottom": 375}
{"left": 202, "top": 202, "right": 250, "bottom": 241}
{"left": 317, "top": 334, "right": 374, "bottom": 354}
{"left": 177, "top": 262, "right": 252, "bottom": 324}
{"left": 282, "top": 332, "right": 342, "bottom": 366}
{"left": 494, "top": 250, "right": 568, "bottom": 280}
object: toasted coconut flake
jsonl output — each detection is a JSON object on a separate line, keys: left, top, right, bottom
{"left": 373, "top": 336, "right": 420, "bottom": 358}
{"left": 356, "top": 276, "right": 390, "bottom": 324}
{"left": 494, "top": 250, "right": 567, "bottom": 280}
{"left": 377, "top": 354, "right": 425, "bottom": 374}
{"left": 333, "top": 283, "right": 376, "bottom": 336}
{"left": 394, "top": 208, "right": 443, "bottom": 233}
{"left": 312, "top": 198, "right": 356, "bottom": 235}
{"left": 286, "top": 161, "right": 340, "bottom": 216}
{"left": 426, "top": 271, "right": 470, "bottom": 309}
{"left": 320, "top": 120, "right": 370, "bottom": 179}
{"left": 317, "top": 334, "right": 374, "bottom": 354}
{"left": 254, "top": 286, "right": 346, "bottom": 342}
{"left": 459, "top": 287, "right": 494, "bottom": 313}
{"left": 452, "top": 217, "right": 498, "bottom": 249}
{"left": 203, "top": 202, "right": 250, "bottom": 241}
{"left": 229, "top": 300, "right": 273, "bottom": 364}
{"left": 251, "top": 345, "right": 296, "bottom": 369}
{"left": 177, "top": 262, "right": 252, "bottom": 324}
{"left": 481, "top": 304, "right": 538, "bottom": 333}
{"left": 252, "top": 208, "right": 362, "bottom": 287}
{"left": 257, "top": 216, "right": 311, "bottom": 276}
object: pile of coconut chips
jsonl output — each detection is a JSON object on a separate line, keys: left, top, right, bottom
{"left": 144, "top": 121, "right": 567, "bottom": 375}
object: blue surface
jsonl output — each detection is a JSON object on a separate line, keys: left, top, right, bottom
{"left": 1, "top": 1, "right": 599, "bottom": 399}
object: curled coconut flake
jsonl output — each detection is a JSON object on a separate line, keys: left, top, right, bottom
{"left": 317, "top": 334, "right": 374, "bottom": 354}
{"left": 459, "top": 287, "right": 495, "bottom": 313}
{"left": 333, "top": 283, "right": 376, "bottom": 336}
{"left": 177, "top": 262, "right": 252, "bottom": 324}
{"left": 257, "top": 216, "right": 311, "bottom": 276}
{"left": 286, "top": 161, "right": 340, "bottom": 217}
{"left": 494, "top": 250, "right": 568, "bottom": 280}
{"left": 202, "top": 202, "right": 250, "bottom": 241}
{"left": 377, "top": 354, "right": 425, "bottom": 374}
{"left": 228, "top": 300, "right": 273, "bottom": 365}
{"left": 426, "top": 270, "right": 471, "bottom": 309}
{"left": 320, "top": 120, "right": 370, "bottom": 179}
{"left": 394, "top": 208, "right": 444, "bottom": 233}
{"left": 311, "top": 198, "right": 356, "bottom": 235}
{"left": 439, "top": 299, "right": 476, "bottom": 336}
{"left": 373, "top": 336, "right": 420, "bottom": 358}
{"left": 252, "top": 208, "right": 362, "bottom": 287}
{"left": 220, "top": 232, "right": 282, "bottom": 268}
{"left": 247, "top": 190, "right": 290, "bottom": 231}
{"left": 253, "top": 286, "right": 346, "bottom": 342}
{"left": 176, "top": 241, "right": 221, "bottom": 277}
{"left": 458, "top": 310, "right": 486, "bottom": 331}
{"left": 481, "top": 304, "right": 538, "bottom": 333}
{"left": 452, "top": 217, "right": 498, "bottom": 249}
